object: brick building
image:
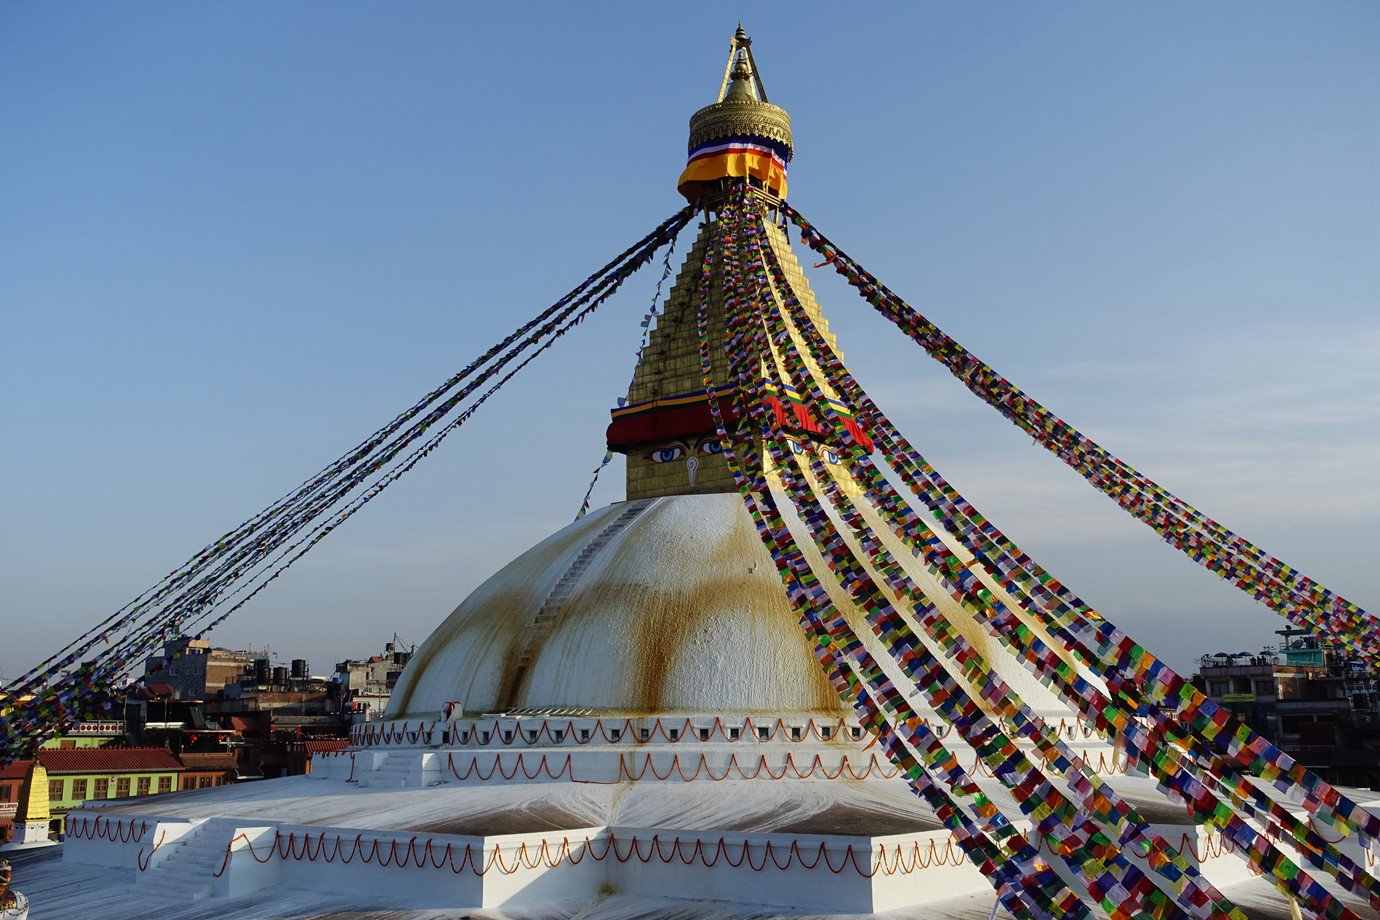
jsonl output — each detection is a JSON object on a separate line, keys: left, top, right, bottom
{"left": 0, "top": 759, "right": 31, "bottom": 843}
{"left": 177, "top": 751, "right": 239, "bottom": 789}
{"left": 142, "top": 638, "right": 264, "bottom": 700}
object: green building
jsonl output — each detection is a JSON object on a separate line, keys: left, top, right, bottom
{"left": 36, "top": 747, "right": 182, "bottom": 837}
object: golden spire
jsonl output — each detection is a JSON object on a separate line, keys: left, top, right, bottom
{"left": 678, "top": 26, "right": 793, "bottom": 203}
{"left": 688, "top": 26, "right": 791, "bottom": 157}
{"left": 716, "top": 23, "right": 769, "bottom": 103}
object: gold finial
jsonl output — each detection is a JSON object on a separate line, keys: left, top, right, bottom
{"left": 717, "top": 25, "right": 767, "bottom": 103}
{"left": 723, "top": 52, "right": 754, "bottom": 100}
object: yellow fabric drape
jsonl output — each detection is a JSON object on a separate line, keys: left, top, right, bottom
{"left": 678, "top": 149, "right": 788, "bottom": 202}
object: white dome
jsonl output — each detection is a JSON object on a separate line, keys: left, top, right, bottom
{"left": 388, "top": 494, "right": 846, "bottom": 718}
{"left": 389, "top": 492, "right": 1075, "bottom": 721}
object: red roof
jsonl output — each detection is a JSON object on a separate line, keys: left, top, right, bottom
{"left": 37, "top": 747, "right": 182, "bottom": 774}
{"left": 0, "top": 760, "right": 33, "bottom": 780}
{"left": 304, "top": 739, "right": 349, "bottom": 754}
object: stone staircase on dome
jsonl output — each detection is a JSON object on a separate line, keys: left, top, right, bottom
{"left": 504, "top": 497, "right": 660, "bottom": 700}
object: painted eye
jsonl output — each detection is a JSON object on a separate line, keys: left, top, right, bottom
{"left": 822, "top": 448, "right": 840, "bottom": 464}
{"left": 646, "top": 447, "right": 685, "bottom": 463}
{"left": 697, "top": 438, "right": 726, "bottom": 455}
{"left": 787, "top": 439, "right": 805, "bottom": 455}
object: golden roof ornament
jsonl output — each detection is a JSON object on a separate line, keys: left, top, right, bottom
{"left": 685, "top": 26, "right": 793, "bottom": 161}
{"left": 677, "top": 28, "right": 793, "bottom": 203}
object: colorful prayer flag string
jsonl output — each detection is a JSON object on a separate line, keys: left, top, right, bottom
{"left": 684, "top": 184, "right": 1375, "bottom": 920}
{"left": 2, "top": 205, "right": 694, "bottom": 764}
{"left": 779, "top": 201, "right": 1378, "bottom": 665}
{"left": 575, "top": 224, "right": 684, "bottom": 521}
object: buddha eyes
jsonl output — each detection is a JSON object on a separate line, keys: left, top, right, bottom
{"left": 783, "top": 438, "right": 843, "bottom": 464}
{"left": 643, "top": 439, "right": 842, "bottom": 464}
{"left": 646, "top": 447, "right": 686, "bottom": 463}
{"left": 647, "top": 439, "right": 727, "bottom": 462}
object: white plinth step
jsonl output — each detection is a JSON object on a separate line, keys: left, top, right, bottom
{"left": 134, "top": 818, "right": 237, "bottom": 900}
{"left": 140, "top": 865, "right": 213, "bottom": 901}
{"left": 357, "top": 752, "right": 443, "bottom": 788}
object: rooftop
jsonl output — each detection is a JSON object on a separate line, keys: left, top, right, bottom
{"left": 0, "top": 758, "right": 34, "bottom": 780}
{"left": 177, "top": 752, "right": 239, "bottom": 771}
{"left": 37, "top": 747, "right": 182, "bottom": 774}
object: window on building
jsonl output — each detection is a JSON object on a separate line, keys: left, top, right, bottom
{"left": 71, "top": 778, "right": 88, "bottom": 801}
{"left": 699, "top": 728, "right": 710, "bottom": 741}
{"left": 158, "top": 777, "right": 172, "bottom": 794}
{"left": 821, "top": 727, "right": 833, "bottom": 740}
{"left": 758, "top": 727, "right": 770, "bottom": 741}
{"left": 94, "top": 778, "right": 108, "bottom": 799}
{"left": 1255, "top": 680, "right": 1276, "bottom": 696}
{"left": 580, "top": 729, "right": 590, "bottom": 743}
{"left": 0, "top": 785, "right": 12, "bottom": 803}
{"left": 48, "top": 779, "right": 64, "bottom": 801}
{"left": 181, "top": 777, "right": 195, "bottom": 791}
{"left": 1209, "top": 681, "right": 1229, "bottom": 697}
{"left": 729, "top": 728, "right": 740, "bottom": 741}
{"left": 199, "top": 777, "right": 214, "bottom": 789}
{"left": 136, "top": 777, "right": 151, "bottom": 796}
{"left": 116, "top": 778, "right": 131, "bottom": 798}
{"left": 609, "top": 729, "right": 621, "bottom": 742}
{"left": 59, "top": 740, "right": 76, "bottom": 750}
{"left": 791, "top": 727, "right": 802, "bottom": 741}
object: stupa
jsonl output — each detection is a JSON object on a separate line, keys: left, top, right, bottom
{"left": 13, "top": 28, "right": 1379, "bottom": 920}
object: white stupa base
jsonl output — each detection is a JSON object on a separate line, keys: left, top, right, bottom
{"left": 50, "top": 800, "right": 1300, "bottom": 917}
{"left": 15, "top": 715, "right": 1367, "bottom": 918}
{"left": 64, "top": 812, "right": 992, "bottom": 913}
{"left": 3, "top": 824, "right": 53, "bottom": 848}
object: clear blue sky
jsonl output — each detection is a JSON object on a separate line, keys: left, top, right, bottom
{"left": 2, "top": 3, "right": 1376, "bottom": 682}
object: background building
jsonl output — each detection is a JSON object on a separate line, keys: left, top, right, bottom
{"left": 36, "top": 747, "right": 182, "bottom": 838}
{"left": 333, "top": 640, "right": 414, "bottom": 723}
{"left": 0, "top": 759, "right": 30, "bottom": 843}
{"left": 1194, "top": 628, "right": 1380, "bottom": 788}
